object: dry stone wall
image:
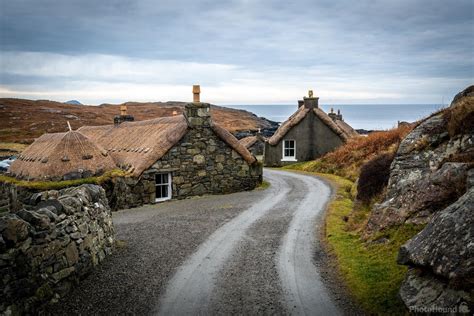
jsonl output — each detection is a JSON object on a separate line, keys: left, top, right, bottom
{"left": 0, "top": 183, "right": 20, "bottom": 214}
{"left": 0, "top": 184, "right": 115, "bottom": 315}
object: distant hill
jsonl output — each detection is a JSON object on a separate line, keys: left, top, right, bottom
{"left": 0, "top": 98, "right": 278, "bottom": 144}
{"left": 65, "top": 100, "right": 83, "bottom": 105}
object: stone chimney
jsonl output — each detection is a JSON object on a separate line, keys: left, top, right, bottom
{"left": 336, "top": 109, "right": 343, "bottom": 121}
{"left": 185, "top": 85, "right": 211, "bottom": 128}
{"left": 328, "top": 107, "right": 337, "bottom": 121}
{"left": 297, "top": 100, "right": 304, "bottom": 108}
{"left": 303, "top": 90, "right": 319, "bottom": 109}
{"left": 114, "top": 104, "right": 134, "bottom": 126}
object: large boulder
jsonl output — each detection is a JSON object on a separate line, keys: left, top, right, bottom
{"left": 366, "top": 86, "right": 474, "bottom": 233}
{"left": 363, "top": 86, "right": 474, "bottom": 312}
{"left": 397, "top": 186, "right": 473, "bottom": 312}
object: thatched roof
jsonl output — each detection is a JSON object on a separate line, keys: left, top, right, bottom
{"left": 79, "top": 116, "right": 189, "bottom": 176}
{"left": 268, "top": 106, "right": 357, "bottom": 146}
{"left": 11, "top": 110, "right": 258, "bottom": 179}
{"left": 9, "top": 131, "right": 116, "bottom": 180}
{"left": 211, "top": 123, "right": 256, "bottom": 164}
{"left": 238, "top": 135, "right": 266, "bottom": 149}
{"left": 239, "top": 136, "right": 258, "bottom": 149}
{"left": 79, "top": 115, "right": 256, "bottom": 176}
{"left": 334, "top": 119, "right": 359, "bottom": 138}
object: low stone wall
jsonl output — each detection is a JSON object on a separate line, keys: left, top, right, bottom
{"left": 0, "top": 184, "right": 115, "bottom": 314}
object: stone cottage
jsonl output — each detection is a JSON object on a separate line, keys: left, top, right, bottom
{"left": 9, "top": 86, "right": 262, "bottom": 208}
{"left": 264, "top": 91, "right": 358, "bottom": 167}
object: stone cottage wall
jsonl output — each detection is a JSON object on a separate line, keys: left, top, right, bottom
{"left": 105, "top": 126, "right": 262, "bottom": 210}
{"left": 0, "top": 184, "right": 115, "bottom": 314}
{"left": 144, "top": 126, "right": 262, "bottom": 200}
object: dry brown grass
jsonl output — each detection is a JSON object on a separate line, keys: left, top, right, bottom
{"left": 445, "top": 96, "right": 474, "bottom": 137}
{"left": 286, "top": 125, "right": 413, "bottom": 181}
{"left": 0, "top": 98, "right": 270, "bottom": 143}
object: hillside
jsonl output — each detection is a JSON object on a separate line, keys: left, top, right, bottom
{"left": 0, "top": 98, "right": 278, "bottom": 144}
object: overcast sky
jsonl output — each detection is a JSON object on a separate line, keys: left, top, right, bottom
{"left": 0, "top": 0, "right": 472, "bottom": 105}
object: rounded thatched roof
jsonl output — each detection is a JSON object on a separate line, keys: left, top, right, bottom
{"left": 9, "top": 130, "right": 116, "bottom": 181}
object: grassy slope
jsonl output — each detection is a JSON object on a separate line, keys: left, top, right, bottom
{"left": 0, "top": 98, "right": 273, "bottom": 144}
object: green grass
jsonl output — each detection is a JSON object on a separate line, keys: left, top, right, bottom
{"left": 0, "top": 169, "right": 128, "bottom": 191}
{"left": 0, "top": 142, "right": 28, "bottom": 155}
{"left": 282, "top": 165, "right": 423, "bottom": 315}
{"left": 256, "top": 180, "right": 270, "bottom": 190}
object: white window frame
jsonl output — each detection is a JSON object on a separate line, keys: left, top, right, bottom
{"left": 282, "top": 139, "right": 297, "bottom": 162}
{"left": 155, "top": 173, "right": 172, "bottom": 202}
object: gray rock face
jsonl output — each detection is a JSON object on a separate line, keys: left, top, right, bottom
{"left": 366, "top": 89, "right": 474, "bottom": 233}
{"left": 398, "top": 187, "right": 474, "bottom": 286}
{"left": 400, "top": 268, "right": 471, "bottom": 314}
{"left": 371, "top": 86, "right": 474, "bottom": 312}
{"left": 0, "top": 184, "right": 115, "bottom": 315}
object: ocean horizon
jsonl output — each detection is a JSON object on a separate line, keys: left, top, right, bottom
{"left": 222, "top": 104, "right": 447, "bottom": 130}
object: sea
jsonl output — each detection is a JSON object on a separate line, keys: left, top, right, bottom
{"left": 225, "top": 104, "right": 446, "bottom": 131}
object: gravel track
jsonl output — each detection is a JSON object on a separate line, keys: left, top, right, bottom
{"left": 46, "top": 190, "right": 266, "bottom": 315}
{"left": 46, "top": 169, "right": 357, "bottom": 315}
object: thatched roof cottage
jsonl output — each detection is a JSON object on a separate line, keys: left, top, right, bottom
{"left": 10, "top": 86, "right": 262, "bottom": 209}
{"left": 264, "top": 91, "right": 358, "bottom": 167}
{"left": 9, "top": 130, "right": 116, "bottom": 181}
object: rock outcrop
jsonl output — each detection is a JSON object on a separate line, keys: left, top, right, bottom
{"left": 366, "top": 86, "right": 474, "bottom": 232}
{"left": 365, "top": 86, "right": 473, "bottom": 312}
{"left": 397, "top": 184, "right": 473, "bottom": 313}
{"left": 0, "top": 184, "right": 115, "bottom": 315}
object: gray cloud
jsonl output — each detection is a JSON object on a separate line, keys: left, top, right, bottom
{"left": 0, "top": 0, "right": 472, "bottom": 103}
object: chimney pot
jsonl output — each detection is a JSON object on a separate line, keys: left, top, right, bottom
{"left": 303, "top": 89, "right": 319, "bottom": 108}
{"left": 193, "top": 85, "right": 201, "bottom": 103}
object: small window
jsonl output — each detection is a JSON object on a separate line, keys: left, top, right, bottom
{"left": 282, "top": 140, "right": 297, "bottom": 161}
{"left": 155, "top": 173, "right": 172, "bottom": 202}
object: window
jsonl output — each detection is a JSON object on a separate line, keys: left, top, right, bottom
{"left": 155, "top": 173, "right": 172, "bottom": 202}
{"left": 282, "top": 139, "right": 297, "bottom": 161}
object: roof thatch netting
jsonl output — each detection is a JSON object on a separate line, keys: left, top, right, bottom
{"left": 211, "top": 123, "right": 256, "bottom": 164}
{"left": 79, "top": 116, "right": 189, "bottom": 176}
{"left": 268, "top": 106, "right": 357, "bottom": 145}
{"left": 9, "top": 131, "right": 116, "bottom": 181}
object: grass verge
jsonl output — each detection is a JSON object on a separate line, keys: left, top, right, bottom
{"left": 256, "top": 180, "right": 270, "bottom": 190}
{"left": 282, "top": 166, "right": 423, "bottom": 315}
{"left": 0, "top": 142, "right": 28, "bottom": 156}
{"left": 0, "top": 169, "right": 128, "bottom": 191}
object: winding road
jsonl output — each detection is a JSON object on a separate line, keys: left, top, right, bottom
{"left": 48, "top": 169, "right": 344, "bottom": 315}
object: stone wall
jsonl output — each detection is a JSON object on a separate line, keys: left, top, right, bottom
{"left": 0, "top": 184, "right": 115, "bottom": 314}
{"left": 0, "top": 183, "right": 20, "bottom": 213}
